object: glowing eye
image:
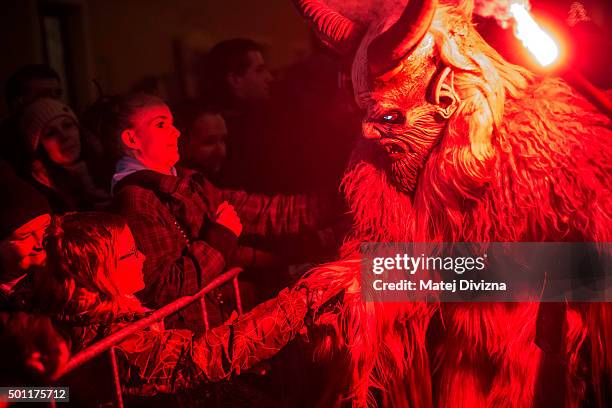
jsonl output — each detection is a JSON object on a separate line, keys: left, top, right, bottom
{"left": 380, "top": 110, "right": 404, "bottom": 125}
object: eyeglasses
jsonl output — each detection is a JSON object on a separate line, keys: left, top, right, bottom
{"left": 119, "top": 247, "right": 141, "bottom": 261}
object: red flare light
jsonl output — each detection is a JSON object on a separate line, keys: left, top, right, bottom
{"left": 510, "top": 3, "right": 559, "bottom": 67}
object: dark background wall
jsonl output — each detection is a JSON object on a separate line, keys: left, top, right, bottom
{"left": 1, "top": 0, "right": 611, "bottom": 116}
{"left": 0, "top": 0, "right": 312, "bottom": 115}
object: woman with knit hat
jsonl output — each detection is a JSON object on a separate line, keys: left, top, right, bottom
{"left": 17, "top": 97, "right": 110, "bottom": 213}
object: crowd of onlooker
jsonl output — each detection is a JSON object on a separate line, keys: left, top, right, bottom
{"left": 0, "top": 38, "right": 357, "bottom": 406}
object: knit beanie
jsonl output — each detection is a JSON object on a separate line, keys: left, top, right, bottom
{"left": 19, "top": 98, "right": 78, "bottom": 154}
{"left": 0, "top": 161, "right": 51, "bottom": 240}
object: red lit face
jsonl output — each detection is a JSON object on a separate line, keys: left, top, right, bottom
{"left": 357, "top": 34, "right": 445, "bottom": 195}
{"left": 128, "top": 104, "right": 181, "bottom": 174}
{"left": 112, "top": 226, "right": 145, "bottom": 296}
{"left": 0, "top": 214, "right": 51, "bottom": 277}
{"left": 185, "top": 113, "right": 227, "bottom": 174}
{"left": 40, "top": 116, "right": 81, "bottom": 165}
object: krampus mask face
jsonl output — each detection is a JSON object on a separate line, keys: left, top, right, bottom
{"left": 294, "top": 0, "right": 462, "bottom": 194}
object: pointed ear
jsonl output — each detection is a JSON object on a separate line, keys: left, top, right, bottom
{"left": 120, "top": 129, "right": 138, "bottom": 150}
{"left": 428, "top": 66, "right": 459, "bottom": 119}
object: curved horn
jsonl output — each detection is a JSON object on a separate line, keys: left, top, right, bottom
{"left": 368, "top": 0, "right": 438, "bottom": 77}
{"left": 292, "top": 0, "right": 364, "bottom": 55}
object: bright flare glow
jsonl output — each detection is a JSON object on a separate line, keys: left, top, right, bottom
{"left": 510, "top": 3, "right": 559, "bottom": 66}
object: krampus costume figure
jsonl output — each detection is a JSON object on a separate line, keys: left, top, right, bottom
{"left": 293, "top": 0, "right": 611, "bottom": 406}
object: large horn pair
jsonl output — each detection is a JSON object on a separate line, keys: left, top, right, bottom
{"left": 293, "top": 0, "right": 437, "bottom": 77}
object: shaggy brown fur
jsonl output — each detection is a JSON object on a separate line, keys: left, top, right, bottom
{"left": 298, "top": 1, "right": 611, "bottom": 407}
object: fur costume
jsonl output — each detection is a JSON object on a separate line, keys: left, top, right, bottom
{"left": 294, "top": 0, "right": 612, "bottom": 406}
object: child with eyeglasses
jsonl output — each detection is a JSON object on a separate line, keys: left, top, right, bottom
{"left": 33, "top": 211, "right": 330, "bottom": 397}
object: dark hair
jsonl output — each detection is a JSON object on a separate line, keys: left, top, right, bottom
{"left": 5, "top": 65, "right": 60, "bottom": 107}
{"left": 202, "top": 38, "right": 264, "bottom": 108}
{"left": 80, "top": 92, "right": 165, "bottom": 163}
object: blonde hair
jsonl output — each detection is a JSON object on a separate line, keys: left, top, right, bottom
{"left": 41, "top": 212, "right": 143, "bottom": 320}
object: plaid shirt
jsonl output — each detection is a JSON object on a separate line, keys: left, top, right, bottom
{"left": 113, "top": 168, "right": 322, "bottom": 333}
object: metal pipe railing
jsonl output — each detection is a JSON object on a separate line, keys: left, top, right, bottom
{"left": 52, "top": 267, "right": 243, "bottom": 383}
{"left": 108, "top": 347, "right": 123, "bottom": 408}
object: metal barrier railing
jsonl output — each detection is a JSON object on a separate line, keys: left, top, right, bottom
{"left": 52, "top": 268, "right": 244, "bottom": 407}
